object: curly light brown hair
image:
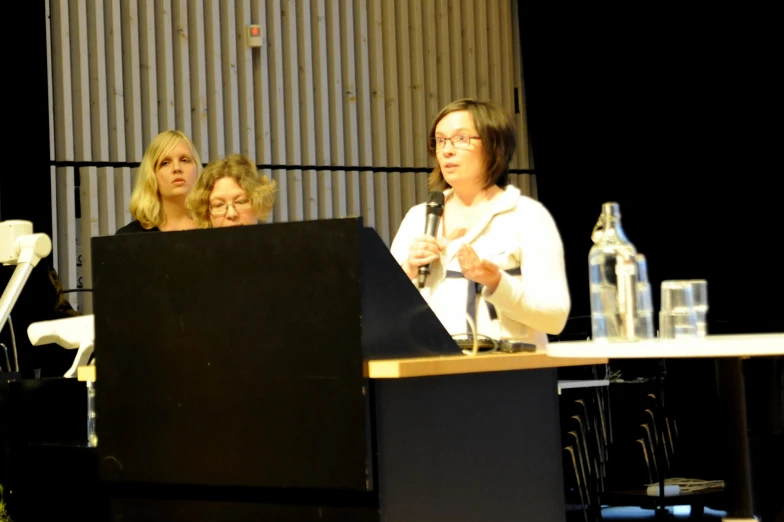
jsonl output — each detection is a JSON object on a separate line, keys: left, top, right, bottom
{"left": 186, "top": 154, "right": 276, "bottom": 228}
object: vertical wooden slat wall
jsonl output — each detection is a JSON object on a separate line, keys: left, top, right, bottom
{"left": 47, "top": 0, "right": 534, "bottom": 308}
{"left": 105, "top": 0, "right": 127, "bottom": 162}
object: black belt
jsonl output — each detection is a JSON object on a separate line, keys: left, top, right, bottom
{"left": 445, "top": 267, "right": 521, "bottom": 336}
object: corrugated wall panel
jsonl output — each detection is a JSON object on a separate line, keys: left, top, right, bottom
{"left": 251, "top": 0, "right": 271, "bottom": 163}
{"left": 297, "top": 0, "right": 316, "bottom": 167}
{"left": 433, "top": 1, "right": 451, "bottom": 106}
{"left": 461, "top": 0, "right": 478, "bottom": 98}
{"left": 297, "top": 0, "right": 318, "bottom": 221}
{"left": 353, "top": 0, "right": 375, "bottom": 227}
{"left": 50, "top": 0, "right": 74, "bottom": 161}
{"left": 312, "top": 0, "right": 332, "bottom": 219}
{"left": 138, "top": 0, "right": 159, "bottom": 146}
{"left": 491, "top": 1, "right": 509, "bottom": 109}
{"left": 70, "top": 1, "right": 92, "bottom": 161}
{"left": 220, "top": 0, "right": 241, "bottom": 156}
{"left": 324, "top": 0, "right": 342, "bottom": 171}
{"left": 188, "top": 1, "right": 210, "bottom": 158}
{"left": 105, "top": 0, "right": 126, "bottom": 161}
{"left": 96, "top": 167, "right": 117, "bottom": 235}
{"left": 50, "top": 167, "right": 58, "bottom": 270}
{"left": 265, "top": 0, "right": 287, "bottom": 166}
{"left": 154, "top": 0, "right": 175, "bottom": 132}
{"left": 393, "top": 1, "right": 413, "bottom": 230}
{"left": 326, "top": 0, "right": 347, "bottom": 218}
{"left": 48, "top": 0, "right": 534, "bottom": 275}
{"left": 270, "top": 170, "right": 285, "bottom": 223}
{"left": 448, "top": 1, "right": 465, "bottom": 100}
{"left": 171, "top": 0, "right": 193, "bottom": 140}
{"left": 55, "top": 167, "right": 78, "bottom": 309}
{"left": 510, "top": 0, "right": 531, "bottom": 174}
{"left": 204, "top": 0, "right": 226, "bottom": 160}
{"left": 121, "top": 0, "right": 144, "bottom": 159}
{"left": 408, "top": 1, "right": 429, "bottom": 206}
{"left": 79, "top": 167, "right": 100, "bottom": 313}
{"left": 235, "top": 0, "right": 256, "bottom": 158}
{"left": 116, "top": 168, "right": 134, "bottom": 229}
{"left": 475, "top": 2, "right": 490, "bottom": 101}
{"left": 280, "top": 1, "right": 300, "bottom": 168}
{"left": 46, "top": 1, "right": 55, "bottom": 162}
{"left": 87, "top": 0, "right": 109, "bottom": 161}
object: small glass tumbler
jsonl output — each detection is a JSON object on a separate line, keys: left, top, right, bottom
{"left": 635, "top": 254, "right": 654, "bottom": 339}
{"left": 659, "top": 280, "right": 698, "bottom": 339}
{"left": 688, "top": 280, "right": 708, "bottom": 337}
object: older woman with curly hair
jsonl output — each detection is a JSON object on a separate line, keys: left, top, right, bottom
{"left": 186, "top": 154, "right": 276, "bottom": 228}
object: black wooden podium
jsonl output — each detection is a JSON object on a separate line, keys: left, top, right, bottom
{"left": 89, "top": 218, "right": 460, "bottom": 519}
{"left": 3, "top": 218, "right": 569, "bottom": 522}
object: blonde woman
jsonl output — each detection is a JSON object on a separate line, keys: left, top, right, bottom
{"left": 116, "top": 130, "right": 202, "bottom": 234}
{"left": 186, "top": 154, "right": 276, "bottom": 228}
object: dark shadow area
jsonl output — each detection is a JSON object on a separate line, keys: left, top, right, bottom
{"left": 0, "top": 0, "right": 52, "bottom": 236}
{"left": 518, "top": 4, "right": 782, "bottom": 521}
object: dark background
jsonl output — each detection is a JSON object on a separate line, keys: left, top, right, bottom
{"left": 3, "top": 3, "right": 779, "bottom": 334}
{"left": 1, "top": 1, "right": 781, "bottom": 519}
{"left": 0, "top": 1, "right": 51, "bottom": 238}
{"left": 517, "top": 3, "right": 780, "bottom": 336}
{"left": 0, "top": 1, "right": 64, "bottom": 378}
{"left": 518, "top": 3, "right": 781, "bottom": 519}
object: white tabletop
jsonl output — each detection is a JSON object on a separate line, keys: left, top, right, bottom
{"left": 547, "top": 333, "right": 784, "bottom": 359}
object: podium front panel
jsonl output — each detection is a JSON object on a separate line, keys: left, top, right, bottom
{"left": 92, "top": 219, "right": 370, "bottom": 491}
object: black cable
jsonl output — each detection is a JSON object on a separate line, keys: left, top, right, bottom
{"left": 7, "top": 315, "right": 18, "bottom": 372}
{"left": 1, "top": 342, "right": 11, "bottom": 373}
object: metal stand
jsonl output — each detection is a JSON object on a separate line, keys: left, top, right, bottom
{"left": 0, "top": 263, "right": 34, "bottom": 336}
{"left": 653, "top": 371, "right": 675, "bottom": 520}
{"left": 715, "top": 357, "right": 758, "bottom": 522}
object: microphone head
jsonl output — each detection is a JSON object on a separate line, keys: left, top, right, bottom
{"left": 426, "top": 191, "right": 445, "bottom": 215}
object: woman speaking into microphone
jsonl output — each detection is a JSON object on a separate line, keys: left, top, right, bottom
{"left": 390, "top": 98, "right": 570, "bottom": 351}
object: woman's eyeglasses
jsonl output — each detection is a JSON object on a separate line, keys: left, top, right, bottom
{"left": 209, "top": 197, "right": 253, "bottom": 215}
{"left": 428, "top": 134, "right": 481, "bottom": 151}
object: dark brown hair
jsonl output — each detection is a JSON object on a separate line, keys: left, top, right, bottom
{"left": 427, "top": 98, "right": 517, "bottom": 191}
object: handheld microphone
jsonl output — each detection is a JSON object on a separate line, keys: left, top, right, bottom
{"left": 417, "top": 191, "right": 445, "bottom": 289}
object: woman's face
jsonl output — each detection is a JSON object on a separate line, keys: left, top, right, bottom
{"left": 155, "top": 140, "right": 198, "bottom": 200}
{"left": 434, "top": 110, "right": 485, "bottom": 190}
{"left": 208, "top": 177, "right": 258, "bottom": 227}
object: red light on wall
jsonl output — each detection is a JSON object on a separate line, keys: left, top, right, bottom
{"left": 246, "top": 25, "right": 262, "bottom": 48}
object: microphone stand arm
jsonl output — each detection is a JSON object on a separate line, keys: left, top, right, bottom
{"left": 0, "top": 221, "right": 53, "bottom": 371}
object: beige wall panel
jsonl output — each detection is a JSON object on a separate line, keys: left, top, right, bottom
{"left": 48, "top": 0, "right": 533, "bottom": 281}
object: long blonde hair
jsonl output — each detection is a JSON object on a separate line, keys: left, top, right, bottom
{"left": 129, "top": 130, "right": 203, "bottom": 229}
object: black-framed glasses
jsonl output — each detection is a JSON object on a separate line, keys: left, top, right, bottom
{"left": 428, "top": 134, "right": 481, "bottom": 151}
{"left": 209, "top": 197, "right": 253, "bottom": 215}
